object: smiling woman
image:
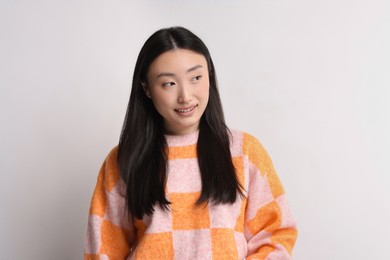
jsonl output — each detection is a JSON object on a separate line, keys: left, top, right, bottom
{"left": 84, "top": 27, "right": 298, "bottom": 259}
{"left": 144, "top": 49, "right": 210, "bottom": 135}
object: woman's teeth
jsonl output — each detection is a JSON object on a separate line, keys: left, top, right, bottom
{"left": 177, "top": 106, "right": 196, "bottom": 113}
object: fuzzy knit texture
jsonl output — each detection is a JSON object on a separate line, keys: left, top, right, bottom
{"left": 84, "top": 130, "right": 298, "bottom": 260}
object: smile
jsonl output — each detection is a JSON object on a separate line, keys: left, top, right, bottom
{"left": 175, "top": 105, "right": 198, "bottom": 113}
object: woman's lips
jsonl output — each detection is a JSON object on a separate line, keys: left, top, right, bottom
{"left": 174, "top": 104, "right": 198, "bottom": 113}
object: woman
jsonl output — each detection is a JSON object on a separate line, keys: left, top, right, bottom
{"left": 85, "top": 26, "right": 297, "bottom": 259}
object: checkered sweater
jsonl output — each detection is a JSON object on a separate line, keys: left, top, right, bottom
{"left": 84, "top": 130, "right": 297, "bottom": 259}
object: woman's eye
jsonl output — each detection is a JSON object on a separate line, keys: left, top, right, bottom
{"left": 163, "top": 82, "right": 175, "bottom": 87}
{"left": 192, "top": 75, "right": 202, "bottom": 81}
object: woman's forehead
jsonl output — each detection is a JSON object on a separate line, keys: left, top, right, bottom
{"left": 148, "top": 49, "right": 208, "bottom": 78}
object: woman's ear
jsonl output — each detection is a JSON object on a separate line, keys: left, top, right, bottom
{"left": 142, "top": 82, "right": 152, "bottom": 99}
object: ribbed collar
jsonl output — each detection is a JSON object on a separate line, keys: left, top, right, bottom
{"left": 164, "top": 131, "right": 199, "bottom": 147}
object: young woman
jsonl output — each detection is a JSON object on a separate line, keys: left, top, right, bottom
{"left": 84, "top": 27, "right": 297, "bottom": 259}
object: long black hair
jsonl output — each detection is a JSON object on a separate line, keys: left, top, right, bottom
{"left": 117, "top": 27, "right": 244, "bottom": 219}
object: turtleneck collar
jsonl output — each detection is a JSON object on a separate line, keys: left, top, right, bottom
{"left": 164, "top": 130, "right": 199, "bottom": 147}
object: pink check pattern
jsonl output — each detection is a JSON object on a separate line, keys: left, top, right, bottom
{"left": 85, "top": 130, "right": 298, "bottom": 259}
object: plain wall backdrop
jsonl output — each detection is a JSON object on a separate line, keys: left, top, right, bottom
{"left": 1, "top": 0, "right": 389, "bottom": 259}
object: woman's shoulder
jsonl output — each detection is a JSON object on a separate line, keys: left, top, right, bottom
{"left": 229, "top": 129, "right": 262, "bottom": 146}
{"left": 105, "top": 145, "right": 119, "bottom": 163}
{"left": 229, "top": 129, "right": 268, "bottom": 157}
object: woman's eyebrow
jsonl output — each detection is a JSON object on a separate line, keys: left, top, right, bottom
{"left": 186, "top": 64, "right": 203, "bottom": 73}
{"left": 156, "top": 72, "right": 175, "bottom": 79}
{"left": 156, "top": 65, "right": 203, "bottom": 79}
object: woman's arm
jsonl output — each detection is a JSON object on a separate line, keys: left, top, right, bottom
{"left": 243, "top": 133, "right": 298, "bottom": 259}
{"left": 84, "top": 147, "right": 135, "bottom": 260}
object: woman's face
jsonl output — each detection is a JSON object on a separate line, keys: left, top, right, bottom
{"left": 145, "top": 49, "right": 210, "bottom": 135}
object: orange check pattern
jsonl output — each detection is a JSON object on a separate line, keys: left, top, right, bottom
{"left": 84, "top": 130, "right": 298, "bottom": 259}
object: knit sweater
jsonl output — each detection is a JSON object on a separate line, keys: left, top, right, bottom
{"left": 84, "top": 130, "right": 298, "bottom": 259}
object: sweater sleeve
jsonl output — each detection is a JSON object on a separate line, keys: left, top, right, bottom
{"left": 84, "top": 147, "right": 135, "bottom": 260}
{"left": 243, "top": 133, "right": 298, "bottom": 260}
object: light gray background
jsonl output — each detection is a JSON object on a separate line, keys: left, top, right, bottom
{"left": 1, "top": 0, "right": 389, "bottom": 259}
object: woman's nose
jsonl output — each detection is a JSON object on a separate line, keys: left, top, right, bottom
{"left": 177, "top": 85, "right": 192, "bottom": 103}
